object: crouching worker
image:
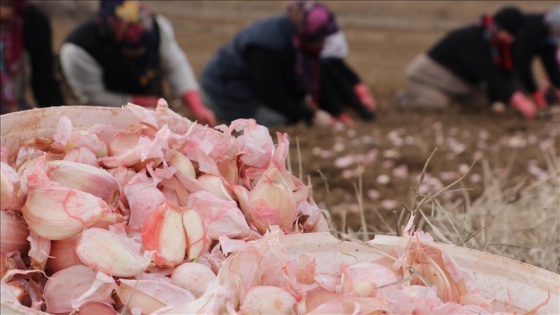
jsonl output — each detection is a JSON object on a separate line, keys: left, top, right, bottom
{"left": 200, "top": 1, "right": 339, "bottom": 127}
{"left": 59, "top": 0, "right": 216, "bottom": 126}
{"left": 317, "top": 30, "right": 377, "bottom": 126}
{"left": 397, "top": 7, "right": 537, "bottom": 120}
{"left": 514, "top": 6, "right": 560, "bottom": 108}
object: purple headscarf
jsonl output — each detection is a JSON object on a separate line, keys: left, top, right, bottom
{"left": 288, "top": 1, "right": 339, "bottom": 98}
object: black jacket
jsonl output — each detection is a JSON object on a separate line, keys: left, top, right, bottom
{"left": 427, "top": 25, "right": 516, "bottom": 103}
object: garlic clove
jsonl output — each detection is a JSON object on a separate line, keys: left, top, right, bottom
{"left": 6, "top": 281, "right": 27, "bottom": 303}
{"left": 197, "top": 174, "right": 233, "bottom": 201}
{"left": 22, "top": 186, "right": 112, "bottom": 240}
{"left": 167, "top": 150, "right": 196, "bottom": 179}
{"left": 230, "top": 185, "right": 251, "bottom": 222}
{"left": 182, "top": 209, "right": 207, "bottom": 261}
{"left": 171, "top": 262, "right": 216, "bottom": 298}
{"left": 43, "top": 265, "right": 115, "bottom": 314}
{"left": 1, "top": 162, "right": 23, "bottom": 211}
{"left": 116, "top": 278, "right": 195, "bottom": 315}
{"left": 218, "top": 158, "right": 238, "bottom": 185}
{"left": 46, "top": 160, "right": 120, "bottom": 207}
{"left": 108, "top": 131, "right": 141, "bottom": 156}
{"left": 142, "top": 202, "right": 187, "bottom": 268}
{"left": 248, "top": 164, "right": 297, "bottom": 234}
{"left": 47, "top": 233, "right": 82, "bottom": 273}
{"left": 0, "top": 211, "right": 30, "bottom": 254}
{"left": 240, "top": 286, "right": 297, "bottom": 315}
{"left": 1, "top": 254, "right": 17, "bottom": 279}
{"left": 63, "top": 146, "right": 100, "bottom": 167}
{"left": 76, "top": 226, "right": 151, "bottom": 277}
{"left": 75, "top": 301, "right": 118, "bottom": 315}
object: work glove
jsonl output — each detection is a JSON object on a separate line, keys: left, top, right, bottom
{"left": 354, "top": 83, "right": 377, "bottom": 112}
{"left": 531, "top": 90, "right": 547, "bottom": 109}
{"left": 311, "top": 109, "right": 336, "bottom": 127}
{"left": 131, "top": 95, "right": 159, "bottom": 108}
{"left": 182, "top": 90, "right": 217, "bottom": 127}
{"left": 510, "top": 92, "right": 537, "bottom": 120}
{"left": 336, "top": 112, "right": 355, "bottom": 127}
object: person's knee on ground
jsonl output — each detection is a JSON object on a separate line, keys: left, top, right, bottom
{"left": 397, "top": 83, "right": 450, "bottom": 112}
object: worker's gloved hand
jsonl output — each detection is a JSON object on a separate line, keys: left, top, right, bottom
{"left": 510, "top": 92, "right": 537, "bottom": 120}
{"left": 182, "top": 90, "right": 217, "bottom": 127}
{"left": 354, "top": 83, "right": 377, "bottom": 112}
{"left": 336, "top": 112, "right": 355, "bottom": 127}
{"left": 131, "top": 95, "right": 159, "bottom": 108}
{"left": 311, "top": 109, "right": 336, "bottom": 127}
{"left": 531, "top": 90, "right": 547, "bottom": 109}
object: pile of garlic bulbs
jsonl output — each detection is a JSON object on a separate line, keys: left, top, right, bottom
{"left": 1, "top": 100, "right": 327, "bottom": 314}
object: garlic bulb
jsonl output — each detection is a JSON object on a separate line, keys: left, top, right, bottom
{"left": 22, "top": 186, "right": 112, "bottom": 240}
{"left": 248, "top": 164, "right": 297, "bottom": 233}
{"left": 46, "top": 160, "right": 120, "bottom": 206}
{"left": 142, "top": 202, "right": 187, "bottom": 268}
{"left": 76, "top": 226, "right": 150, "bottom": 277}
{"left": 0, "top": 211, "right": 29, "bottom": 254}
{"left": 171, "top": 262, "right": 216, "bottom": 298}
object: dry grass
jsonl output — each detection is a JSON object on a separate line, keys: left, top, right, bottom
{"left": 326, "top": 148, "right": 560, "bottom": 274}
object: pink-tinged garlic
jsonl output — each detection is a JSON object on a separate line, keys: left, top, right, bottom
{"left": 186, "top": 191, "right": 254, "bottom": 240}
{"left": 27, "top": 231, "right": 51, "bottom": 270}
{"left": 45, "top": 160, "right": 120, "bottom": 206}
{"left": 1, "top": 162, "right": 23, "bottom": 211}
{"left": 6, "top": 281, "right": 27, "bottom": 303}
{"left": 115, "top": 278, "right": 195, "bottom": 315}
{"left": 64, "top": 146, "right": 99, "bottom": 167}
{"left": 240, "top": 286, "right": 297, "bottom": 315}
{"left": 123, "top": 170, "right": 166, "bottom": 228}
{"left": 76, "top": 226, "right": 151, "bottom": 277}
{"left": 1, "top": 254, "right": 17, "bottom": 279}
{"left": 218, "top": 158, "right": 238, "bottom": 185}
{"left": 167, "top": 150, "right": 196, "bottom": 179}
{"left": 197, "top": 174, "right": 233, "bottom": 200}
{"left": 142, "top": 203, "right": 187, "bottom": 268}
{"left": 47, "top": 233, "right": 82, "bottom": 273}
{"left": 22, "top": 186, "right": 112, "bottom": 240}
{"left": 108, "top": 131, "right": 141, "bottom": 156}
{"left": 231, "top": 185, "right": 250, "bottom": 220}
{"left": 43, "top": 265, "right": 116, "bottom": 314}
{"left": 340, "top": 262, "right": 398, "bottom": 297}
{"left": 171, "top": 262, "right": 216, "bottom": 298}
{"left": 75, "top": 302, "right": 118, "bottom": 315}
{"left": 0, "top": 211, "right": 29, "bottom": 254}
{"left": 248, "top": 164, "right": 297, "bottom": 234}
{"left": 182, "top": 209, "right": 207, "bottom": 261}
{"left": 157, "top": 285, "right": 236, "bottom": 314}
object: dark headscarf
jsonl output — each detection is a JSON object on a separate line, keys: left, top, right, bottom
{"left": 96, "top": 0, "right": 159, "bottom": 87}
{"left": 288, "top": 1, "right": 339, "bottom": 99}
{"left": 477, "top": 7, "right": 523, "bottom": 71}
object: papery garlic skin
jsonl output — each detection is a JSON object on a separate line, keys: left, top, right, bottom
{"left": 142, "top": 203, "right": 187, "bottom": 268}
{"left": 171, "top": 262, "right": 216, "bottom": 298}
{"left": 240, "top": 286, "right": 297, "bottom": 315}
{"left": 248, "top": 164, "right": 297, "bottom": 234}
{"left": 46, "top": 160, "right": 120, "bottom": 206}
{"left": 197, "top": 174, "right": 233, "bottom": 201}
{"left": 115, "top": 278, "right": 195, "bottom": 315}
{"left": 22, "top": 186, "right": 112, "bottom": 240}
{"left": 76, "top": 227, "right": 150, "bottom": 277}
{"left": 43, "top": 265, "right": 115, "bottom": 314}
{"left": 0, "top": 211, "right": 29, "bottom": 254}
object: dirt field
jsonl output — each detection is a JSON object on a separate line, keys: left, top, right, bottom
{"left": 46, "top": 1, "right": 559, "bottom": 234}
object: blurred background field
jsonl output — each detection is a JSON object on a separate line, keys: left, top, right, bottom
{"left": 42, "top": 1, "right": 559, "bottom": 272}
